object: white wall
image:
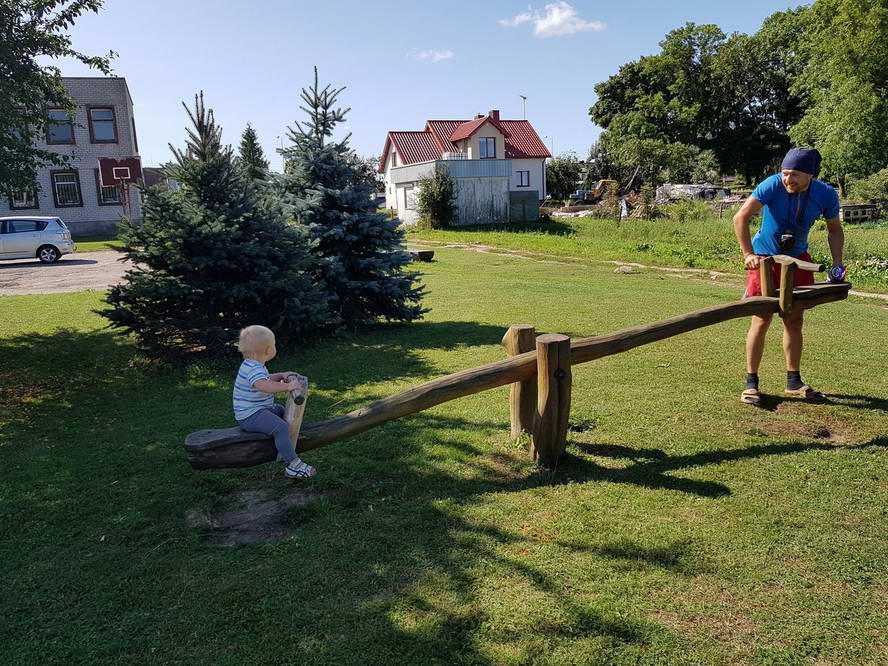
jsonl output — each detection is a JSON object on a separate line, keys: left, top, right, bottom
{"left": 466, "top": 126, "right": 504, "bottom": 160}
{"left": 0, "top": 77, "right": 142, "bottom": 237}
{"left": 383, "top": 146, "right": 399, "bottom": 209}
{"left": 510, "top": 159, "right": 545, "bottom": 200}
{"left": 395, "top": 182, "right": 420, "bottom": 224}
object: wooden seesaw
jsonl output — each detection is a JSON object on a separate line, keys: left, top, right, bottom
{"left": 185, "top": 256, "right": 850, "bottom": 470}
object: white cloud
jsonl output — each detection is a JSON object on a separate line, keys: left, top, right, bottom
{"left": 409, "top": 48, "right": 455, "bottom": 63}
{"left": 499, "top": 2, "right": 605, "bottom": 37}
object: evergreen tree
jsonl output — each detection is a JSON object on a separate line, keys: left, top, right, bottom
{"left": 102, "top": 92, "right": 328, "bottom": 356}
{"left": 238, "top": 123, "right": 270, "bottom": 181}
{"left": 276, "top": 68, "right": 425, "bottom": 327}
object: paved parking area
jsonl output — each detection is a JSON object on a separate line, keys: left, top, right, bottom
{"left": 0, "top": 251, "right": 131, "bottom": 295}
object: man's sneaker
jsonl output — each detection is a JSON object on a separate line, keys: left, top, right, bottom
{"left": 284, "top": 459, "right": 316, "bottom": 479}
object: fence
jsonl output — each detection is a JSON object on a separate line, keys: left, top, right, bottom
{"left": 185, "top": 258, "right": 850, "bottom": 470}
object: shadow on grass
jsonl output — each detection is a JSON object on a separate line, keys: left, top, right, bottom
{"left": 1, "top": 324, "right": 883, "bottom": 664}
{"left": 757, "top": 392, "right": 888, "bottom": 414}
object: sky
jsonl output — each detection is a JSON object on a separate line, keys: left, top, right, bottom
{"left": 55, "top": 0, "right": 803, "bottom": 170}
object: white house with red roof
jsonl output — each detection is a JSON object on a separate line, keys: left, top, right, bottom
{"left": 378, "top": 109, "right": 550, "bottom": 225}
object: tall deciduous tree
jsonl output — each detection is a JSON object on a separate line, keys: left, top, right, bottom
{"left": 0, "top": 0, "right": 115, "bottom": 195}
{"left": 276, "top": 68, "right": 425, "bottom": 327}
{"left": 590, "top": 14, "right": 808, "bottom": 184}
{"left": 789, "top": 0, "right": 888, "bottom": 196}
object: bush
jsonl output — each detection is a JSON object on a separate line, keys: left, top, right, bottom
{"left": 665, "top": 199, "right": 712, "bottom": 224}
{"left": 418, "top": 166, "right": 456, "bottom": 228}
{"left": 849, "top": 167, "right": 888, "bottom": 204}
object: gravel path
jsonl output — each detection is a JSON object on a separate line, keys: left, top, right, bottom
{"left": 0, "top": 251, "right": 131, "bottom": 295}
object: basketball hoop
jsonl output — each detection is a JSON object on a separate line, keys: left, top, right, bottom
{"left": 99, "top": 157, "right": 143, "bottom": 219}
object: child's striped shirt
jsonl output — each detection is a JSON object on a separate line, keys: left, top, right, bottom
{"left": 233, "top": 360, "right": 274, "bottom": 421}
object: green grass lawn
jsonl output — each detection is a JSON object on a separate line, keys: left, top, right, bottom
{"left": 409, "top": 215, "right": 888, "bottom": 292}
{"left": 74, "top": 235, "right": 123, "bottom": 252}
{"left": 1, "top": 248, "right": 886, "bottom": 665}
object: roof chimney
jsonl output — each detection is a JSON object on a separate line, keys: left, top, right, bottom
{"left": 475, "top": 113, "right": 483, "bottom": 120}
{"left": 489, "top": 109, "right": 500, "bottom": 121}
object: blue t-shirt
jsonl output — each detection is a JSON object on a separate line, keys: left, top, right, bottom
{"left": 232, "top": 359, "right": 274, "bottom": 421}
{"left": 750, "top": 174, "right": 840, "bottom": 256}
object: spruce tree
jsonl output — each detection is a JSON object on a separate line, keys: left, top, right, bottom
{"left": 276, "top": 67, "right": 425, "bottom": 327}
{"left": 238, "top": 123, "right": 269, "bottom": 181}
{"left": 102, "top": 92, "right": 329, "bottom": 356}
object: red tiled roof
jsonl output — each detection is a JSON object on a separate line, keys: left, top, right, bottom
{"left": 449, "top": 115, "right": 510, "bottom": 142}
{"left": 425, "top": 120, "right": 463, "bottom": 152}
{"left": 499, "top": 120, "right": 551, "bottom": 159}
{"left": 381, "top": 115, "right": 550, "bottom": 170}
{"left": 378, "top": 131, "right": 440, "bottom": 172}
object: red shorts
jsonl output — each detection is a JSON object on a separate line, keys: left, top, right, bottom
{"left": 744, "top": 251, "right": 816, "bottom": 297}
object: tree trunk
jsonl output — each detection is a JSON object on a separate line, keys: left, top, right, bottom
{"left": 838, "top": 175, "right": 846, "bottom": 199}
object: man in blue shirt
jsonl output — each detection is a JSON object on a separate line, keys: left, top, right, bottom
{"left": 732, "top": 147, "right": 845, "bottom": 406}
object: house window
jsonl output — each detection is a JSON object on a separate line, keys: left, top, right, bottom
{"left": 47, "top": 109, "right": 75, "bottom": 144}
{"left": 404, "top": 185, "right": 416, "bottom": 210}
{"left": 479, "top": 137, "right": 496, "bottom": 159}
{"left": 9, "top": 188, "right": 39, "bottom": 210}
{"left": 88, "top": 107, "right": 118, "bottom": 143}
{"left": 94, "top": 169, "right": 121, "bottom": 205}
{"left": 51, "top": 170, "right": 83, "bottom": 207}
{"left": 391, "top": 152, "right": 397, "bottom": 168}
{"left": 517, "top": 171, "right": 530, "bottom": 187}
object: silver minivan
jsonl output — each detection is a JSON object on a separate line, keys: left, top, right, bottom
{"left": 0, "top": 216, "right": 76, "bottom": 263}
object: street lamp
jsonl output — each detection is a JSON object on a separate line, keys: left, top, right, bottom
{"left": 544, "top": 135, "right": 555, "bottom": 156}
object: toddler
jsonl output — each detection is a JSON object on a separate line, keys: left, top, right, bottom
{"left": 233, "top": 325, "right": 315, "bottom": 479}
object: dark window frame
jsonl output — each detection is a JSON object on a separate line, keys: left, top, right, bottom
{"left": 131, "top": 117, "right": 139, "bottom": 153}
{"left": 94, "top": 169, "right": 122, "bottom": 206}
{"left": 50, "top": 169, "right": 83, "bottom": 208}
{"left": 87, "top": 106, "right": 118, "bottom": 144}
{"left": 479, "top": 137, "right": 497, "bottom": 159}
{"left": 517, "top": 170, "right": 531, "bottom": 187}
{"left": 8, "top": 188, "right": 40, "bottom": 210}
{"left": 46, "top": 109, "right": 76, "bottom": 145}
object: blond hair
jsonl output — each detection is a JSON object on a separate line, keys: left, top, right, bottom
{"left": 237, "top": 325, "right": 275, "bottom": 358}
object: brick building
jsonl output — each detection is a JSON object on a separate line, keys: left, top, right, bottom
{"left": 0, "top": 77, "right": 142, "bottom": 237}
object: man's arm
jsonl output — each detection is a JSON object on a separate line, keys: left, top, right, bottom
{"left": 733, "top": 197, "right": 764, "bottom": 268}
{"left": 825, "top": 217, "right": 844, "bottom": 266}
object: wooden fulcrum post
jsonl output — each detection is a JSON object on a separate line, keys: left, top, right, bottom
{"left": 758, "top": 256, "right": 776, "bottom": 298}
{"left": 532, "top": 334, "right": 572, "bottom": 468}
{"left": 778, "top": 262, "right": 796, "bottom": 318}
{"left": 772, "top": 254, "right": 825, "bottom": 319}
{"left": 502, "top": 325, "right": 537, "bottom": 439}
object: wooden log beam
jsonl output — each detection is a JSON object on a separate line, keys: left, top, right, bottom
{"left": 532, "top": 334, "right": 571, "bottom": 467}
{"left": 185, "top": 282, "right": 851, "bottom": 469}
{"left": 502, "top": 325, "right": 537, "bottom": 439}
{"left": 772, "top": 254, "right": 825, "bottom": 273}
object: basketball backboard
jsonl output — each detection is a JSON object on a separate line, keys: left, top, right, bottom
{"left": 98, "top": 157, "right": 143, "bottom": 187}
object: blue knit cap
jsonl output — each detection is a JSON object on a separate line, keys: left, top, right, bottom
{"left": 781, "top": 147, "right": 822, "bottom": 177}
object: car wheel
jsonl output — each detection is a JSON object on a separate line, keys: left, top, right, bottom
{"left": 37, "top": 245, "right": 60, "bottom": 263}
